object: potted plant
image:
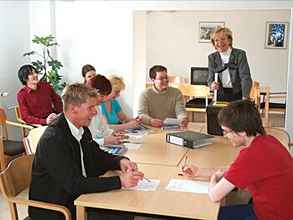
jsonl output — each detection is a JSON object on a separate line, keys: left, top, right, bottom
{"left": 23, "top": 35, "right": 64, "bottom": 91}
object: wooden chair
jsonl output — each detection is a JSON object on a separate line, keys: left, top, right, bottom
{"left": 265, "top": 127, "right": 291, "bottom": 151}
{"left": 0, "top": 107, "right": 33, "bottom": 171}
{"left": 23, "top": 126, "right": 47, "bottom": 154}
{"left": 13, "top": 106, "right": 41, "bottom": 138}
{"left": 249, "top": 81, "right": 261, "bottom": 109}
{"left": 0, "top": 155, "right": 71, "bottom": 220}
{"left": 177, "top": 84, "right": 211, "bottom": 121}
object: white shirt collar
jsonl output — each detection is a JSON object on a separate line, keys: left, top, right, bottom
{"left": 65, "top": 117, "right": 84, "bottom": 142}
{"left": 220, "top": 47, "right": 232, "bottom": 57}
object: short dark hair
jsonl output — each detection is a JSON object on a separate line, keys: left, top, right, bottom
{"left": 82, "top": 64, "right": 96, "bottom": 77}
{"left": 218, "top": 100, "right": 265, "bottom": 136}
{"left": 86, "top": 74, "right": 112, "bottom": 95}
{"left": 18, "top": 64, "right": 37, "bottom": 85}
{"left": 149, "top": 65, "right": 167, "bottom": 80}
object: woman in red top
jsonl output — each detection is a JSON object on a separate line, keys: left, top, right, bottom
{"left": 17, "top": 64, "right": 63, "bottom": 125}
{"left": 182, "top": 100, "right": 293, "bottom": 220}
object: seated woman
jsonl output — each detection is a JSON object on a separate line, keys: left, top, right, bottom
{"left": 82, "top": 64, "right": 97, "bottom": 84}
{"left": 85, "top": 74, "right": 124, "bottom": 146}
{"left": 182, "top": 100, "right": 293, "bottom": 220}
{"left": 17, "top": 64, "right": 63, "bottom": 125}
{"left": 101, "top": 75, "right": 141, "bottom": 130}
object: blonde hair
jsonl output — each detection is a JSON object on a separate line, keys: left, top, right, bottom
{"left": 211, "top": 27, "right": 233, "bottom": 47}
{"left": 62, "top": 83, "right": 98, "bottom": 111}
{"left": 108, "top": 75, "right": 125, "bottom": 92}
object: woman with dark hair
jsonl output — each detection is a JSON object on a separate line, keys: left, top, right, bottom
{"left": 86, "top": 74, "right": 125, "bottom": 145}
{"left": 182, "top": 100, "right": 293, "bottom": 220}
{"left": 82, "top": 64, "right": 96, "bottom": 84}
{"left": 17, "top": 64, "right": 63, "bottom": 125}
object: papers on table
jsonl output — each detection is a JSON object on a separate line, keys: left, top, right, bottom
{"left": 129, "top": 179, "right": 160, "bottom": 191}
{"left": 166, "top": 179, "right": 209, "bottom": 194}
{"left": 163, "top": 118, "right": 180, "bottom": 125}
{"left": 124, "top": 143, "right": 142, "bottom": 149}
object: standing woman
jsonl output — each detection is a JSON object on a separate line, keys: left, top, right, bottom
{"left": 101, "top": 75, "right": 141, "bottom": 130}
{"left": 208, "top": 27, "right": 252, "bottom": 101}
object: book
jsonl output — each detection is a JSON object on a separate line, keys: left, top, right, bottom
{"left": 166, "top": 131, "right": 214, "bottom": 149}
{"left": 101, "top": 145, "right": 128, "bottom": 155}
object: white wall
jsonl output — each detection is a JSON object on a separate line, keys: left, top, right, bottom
{"left": 55, "top": 1, "right": 134, "bottom": 116}
{"left": 145, "top": 10, "right": 290, "bottom": 94}
{"left": 0, "top": 1, "right": 31, "bottom": 140}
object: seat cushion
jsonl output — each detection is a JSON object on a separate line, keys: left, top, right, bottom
{"left": 3, "top": 140, "right": 25, "bottom": 156}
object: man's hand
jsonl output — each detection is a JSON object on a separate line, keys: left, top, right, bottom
{"left": 181, "top": 165, "right": 200, "bottom": 177}
{"left": 119, "top": 170, "right": 144, "bottom": 188}
{"left": 104, "top": 135, "right": 123, "bottom": 145}
{"left": 180, "top": 117, "right": 188, "bottom": 129}
{"left": 210, "top": 170, "right": 225, "bottom": 184}
{"left": 120, "top": 158, "right": 138, "bottom": 172}
{"left": 46, "top": 113, "right": 58, "bottom": 124}
{"left": 150, "top": 119, "right": 163, "bottom": 128}
{"left": 125, "top": 119, "right": 141, "bottom": 129}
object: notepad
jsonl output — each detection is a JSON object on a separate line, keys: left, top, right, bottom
{"left": 129, "top": 179, "right": 160, "bottom": 191}
{"left": 166, "top": 179, "right": 209, "bottom": 194}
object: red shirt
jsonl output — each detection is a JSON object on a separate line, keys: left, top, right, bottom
{"left": 17, "top": 82, "right": 63, "bottom": 125}
{"left": 224, "top": 135, "right": 293, "bottom": 220}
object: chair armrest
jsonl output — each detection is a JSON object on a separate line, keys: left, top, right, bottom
{"left": 6, "top": 120, "right": 34, "bottom": 130}
{"left": 7, "top": 197, "right": 72, "bottom": 220}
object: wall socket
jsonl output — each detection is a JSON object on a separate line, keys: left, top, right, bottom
{"left": 0, "top": 92, "right": 8, "bottom": 97}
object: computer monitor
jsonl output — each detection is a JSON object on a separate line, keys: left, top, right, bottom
{"left": 190, "top": 67, "right": 209, "bottom": 85}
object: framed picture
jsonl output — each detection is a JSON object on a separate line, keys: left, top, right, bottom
{"left": 265, "top": 21, "right": 289, "bottom": 49}
{"left": 199, "top": 21, "right": 225, "bottom": 43}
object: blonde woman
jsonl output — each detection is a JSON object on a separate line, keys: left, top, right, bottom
{"left": 101, "top": 75, "right": 141, "bottom": 130}
{"left": 208, "top": 27, "right": 252, "bottom": 101}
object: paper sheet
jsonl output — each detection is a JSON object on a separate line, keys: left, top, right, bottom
{"left": 129, "top": 179, "right": 160, "bottom": 191}
{"left": 124, "top": 143, "right": 142, "bottom": 149}
{"left": 166, "top": 179, "right": 209, "bottom": 194}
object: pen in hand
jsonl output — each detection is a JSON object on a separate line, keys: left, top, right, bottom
{"left": 143, "top": 176, "right": 151, "bottom": 182}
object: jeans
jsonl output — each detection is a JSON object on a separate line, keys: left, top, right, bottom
{"left": 218, "top": 204, "right": 257, "bottom": 220}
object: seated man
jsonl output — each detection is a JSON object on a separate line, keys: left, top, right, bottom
{"left": 29, "top": 83, "right": 144, "bottom": 220}
{"left": 138, "top": 65, "right": 188, "bottom": 128}
{"left": 17, "top": 64, "right": 63, "bottom": 125}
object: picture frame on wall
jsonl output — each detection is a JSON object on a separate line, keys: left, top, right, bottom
{"left": 265, "top": 21, "right": 289, "bottom": 49}
{"left": 199, "top": 21, "right": 225, "bottom": 43}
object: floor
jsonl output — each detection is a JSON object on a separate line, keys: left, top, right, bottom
{"left": 0, "top": 112, "right": 287, "bottom": 219}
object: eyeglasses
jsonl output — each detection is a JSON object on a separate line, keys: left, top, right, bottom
{"left": 155, "top": 77, "right": 168, "bottom": 81}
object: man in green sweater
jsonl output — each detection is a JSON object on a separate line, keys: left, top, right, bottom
{"left": 138, "top": 65, "right": 188, "bottom": 128}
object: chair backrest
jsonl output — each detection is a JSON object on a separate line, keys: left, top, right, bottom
{"left": 178, "top": 84, "right": 209, "bottom": 97}
{"left": 0, "top": 107, "right": 8, "bottom": 139}
{"left": 0, "top": 154, "right": 33, "bottom": 198}
{"left": 265, "top": 127, "right": 291, "bottom": 150}
{"left": 250, "top": 81, "right": 260, "bottom": 107}
{"left": 23, "top": 126, "right": 47, "bottom": 154}
{"left": 14, "top": 105, "right": 26, "bottom": 124}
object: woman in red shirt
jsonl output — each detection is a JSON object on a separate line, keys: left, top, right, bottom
{"left": 182, "top": 100, "right": 293, "bottom": 220}
{"left": 17, "top": 64, "right": 63, "bottom": 125}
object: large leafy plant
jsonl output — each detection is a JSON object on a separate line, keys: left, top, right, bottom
{"left": 23, "top": 35, "right": 64, "bottom": 91}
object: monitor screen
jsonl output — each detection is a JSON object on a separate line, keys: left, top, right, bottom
{"left": 190, "top": 67, "right": 209, "bottom": 85}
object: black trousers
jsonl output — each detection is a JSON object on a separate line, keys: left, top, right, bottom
{"left": 217, "top": 88, "right": 242, "bottom": 102}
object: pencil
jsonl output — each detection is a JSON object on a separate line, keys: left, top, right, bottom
{"left": 143, "top": 176, "right": 151, "bottom": 182}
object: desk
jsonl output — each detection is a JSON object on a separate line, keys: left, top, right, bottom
{"left": 125, "top": 132, "right": 188, "bottom": 166}
{"left": 180, "top": 136, "right": 238, "bottom": 168}
{"left": 75, "top": 164, "right": 219, "bottom": 220}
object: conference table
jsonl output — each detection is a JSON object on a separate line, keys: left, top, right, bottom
{"left": 74, "top": 123, "right": 238, "bottom": 220}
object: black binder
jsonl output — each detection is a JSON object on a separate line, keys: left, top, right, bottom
{"left": 166, "top": 131, "right": 214, "bottom": 149}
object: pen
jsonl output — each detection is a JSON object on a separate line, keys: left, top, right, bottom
{"left": 183, "top": 156, "right": 188, "bottom": 167}
{"left": 143, "top": 176, "right": 151, "bottom": 182}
